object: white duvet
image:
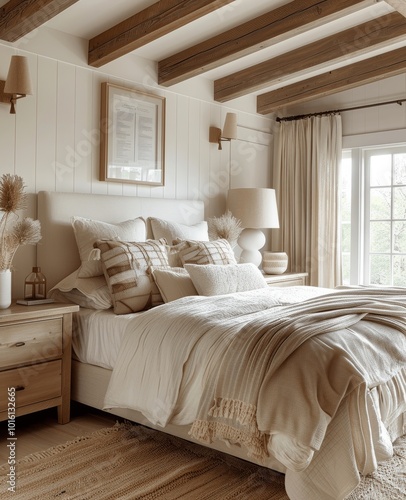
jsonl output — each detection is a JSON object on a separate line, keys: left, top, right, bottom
{"left": 104, "top": 286, "right": 406, "bottom": 500}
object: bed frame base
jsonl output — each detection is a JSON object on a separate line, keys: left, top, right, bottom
{"left": 71, "top": 359, "right": 287, "bottom": 473}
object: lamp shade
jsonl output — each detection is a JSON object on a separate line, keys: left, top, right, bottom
{"left": 227, "top": 188, "right": 279, "bottom": 228}
{"left": 4, "top": 55, "right": 33, "bottom": 96}
{"left": 222, "top": 113, "right": 237, "bottom": 140}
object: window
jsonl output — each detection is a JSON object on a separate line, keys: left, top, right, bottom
{"left": 341, "top": 145, "right": 406, "bottom": 286}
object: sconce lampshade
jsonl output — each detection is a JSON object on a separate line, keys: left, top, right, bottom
{"left": 209, "top": 112, "right": 238, "bottom": 150}
{"left": 227, "top": 188, "right": 279, "bottom": 267}
{"left": 4, "top": 55, "right": 33, "bottom": 96}
{"left": 222, "top": 112, "right": 237, "bottom": 140}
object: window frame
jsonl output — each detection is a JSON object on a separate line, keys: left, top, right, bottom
{"left": 342, "top": 137, "right": 406, "bottom": 285}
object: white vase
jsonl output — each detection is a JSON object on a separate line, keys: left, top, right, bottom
{"left": 0, "top": 269, "right": 12, "bottom": 309}
{"left": 262, "top": 252, "right": 289, "bottom": 275}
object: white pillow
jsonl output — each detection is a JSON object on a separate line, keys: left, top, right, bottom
{"left": 185, "top": 263, "right": 268, "bottom": 296}
{"left": 48, "top": 269, "right": 112, "bottom": 309}
{"left": 152, "top": 267, "right": 198, "bottom": 302}
{"left": 149, "top": 217, "right": 208, "bottom": 244}
{"left": 71, "top": 216, "right": 146, "bottom": 278}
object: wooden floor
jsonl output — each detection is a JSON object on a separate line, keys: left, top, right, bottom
{"left": 0, "top": 403, "right": 118, "bottom": 465}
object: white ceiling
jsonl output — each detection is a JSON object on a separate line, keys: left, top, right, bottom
{"left": 1, "top": 0, "right": 405, "bottom": 114}
{"left": 44, "top": 0, "right": 277, "bottom": 47}
{"left": 42, "top": 0, "right": 286, "bottom": 84}
{"left": 41, "top": 0, "right": 396, "bottom": 80}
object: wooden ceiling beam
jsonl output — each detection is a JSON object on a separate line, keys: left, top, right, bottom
{"left": 158, "top": 0, "right": 378, "bottom": 86}
{"left": 256, "top": 46, "right": 406, "bottom": 114}
{"left": 0, "top": 0, "right": 79, "bottom": 42}
{"left": 215, "top": 12, "right": 406, "bottom": 102}
{"left": 88, "top": 0, "right": 236, "bottom": 68}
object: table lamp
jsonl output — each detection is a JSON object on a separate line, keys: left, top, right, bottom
{"left": 227, "top": 188, "right": 279, "bottom": 267}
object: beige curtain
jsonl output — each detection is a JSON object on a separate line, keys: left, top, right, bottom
{"left": 271, "top": 114, "right": 342, "bottom": 288}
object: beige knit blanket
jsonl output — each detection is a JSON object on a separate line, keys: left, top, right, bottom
{"left": 104, "top": 286, "right": 406, "bottom": 499}
{"left": 189, "top": 288, "right": 406, "bottom": 464}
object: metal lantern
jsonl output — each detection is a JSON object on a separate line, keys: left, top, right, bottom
{"left": 24, "top": 267, "right": 46, "bottom": 300}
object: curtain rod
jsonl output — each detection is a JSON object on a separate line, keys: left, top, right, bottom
{"left": 276, "top": 98, "right": 406, "bottom": 122}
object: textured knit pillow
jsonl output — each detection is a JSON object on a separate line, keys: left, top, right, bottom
{"left": 152, "top": 267, "right": 198, "bottom": 302}
{"left": 94, "top": 239, "right": 169, "bottom": 314}
{"left": 149, "top": 217, "right": 208, "bottom": 244}
{"left": 185, "top": 263, "right": 268, "bottom": 296}
{"left": 72, "top": 216, "right": 146, "bottom": 278}
{"left": 179, "top": 239, "right": 237, "bottom": 266}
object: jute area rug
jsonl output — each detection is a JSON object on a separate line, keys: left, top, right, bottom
{"left": 1, "top": 422, "right": 405, "bottom": 500}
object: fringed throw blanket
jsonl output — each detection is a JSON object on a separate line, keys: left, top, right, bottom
{"left": 104, "top": 286, "right": 406, "bottom": 500}
{"left": 190, "top": 288, "right": 406, "bottom": 459}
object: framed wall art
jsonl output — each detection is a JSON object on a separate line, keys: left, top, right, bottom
{"left": 100, "top": 82, "right": 165, "bottom": 186}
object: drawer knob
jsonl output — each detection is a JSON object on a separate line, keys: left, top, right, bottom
{"left": 15, "top": 341, "right": 25, "bottom": 347}
{"left": 15, "top": 385, "right": 25, "bottom": 392}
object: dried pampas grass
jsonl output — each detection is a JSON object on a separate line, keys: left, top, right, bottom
{"left": 0, "top": 175, "right": 42, "bottom": 270}
{"left": 0, "top": 174, "right": 26, "bottom": 213}
{"left": 208, "top": 210, "right": 242, "bottom": 247}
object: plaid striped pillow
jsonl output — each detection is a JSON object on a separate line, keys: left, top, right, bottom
{"left": 179, "top": 239, "right": 237, "bottom": 266}
{"left": 94, "top": 239, "right": 169, "bottom": 314}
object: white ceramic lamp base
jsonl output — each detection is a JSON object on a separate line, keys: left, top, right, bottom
{"left": 238, "top": 228, "right": 266, "bottom": 267}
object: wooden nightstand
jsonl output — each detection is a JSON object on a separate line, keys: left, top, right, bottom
{"left": 0, "top": 303, "right": 79, "bottom": 424}
{"left": 263, "top": 272, "right": 308, "bottom": 287}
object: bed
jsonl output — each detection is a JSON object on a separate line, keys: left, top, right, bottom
{"left": 36, "top": 190, "right": 406, "bottom": 500}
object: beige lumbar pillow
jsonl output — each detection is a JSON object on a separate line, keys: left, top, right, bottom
{"left": 152, "top": 267, "right": 198, "bottom": 302}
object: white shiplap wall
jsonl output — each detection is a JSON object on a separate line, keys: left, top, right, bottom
{"left": 0, "top": 35, "right": 272, "bottom": 297}
{"left": 2, "top": 26, "right": 405, "bottom": 297}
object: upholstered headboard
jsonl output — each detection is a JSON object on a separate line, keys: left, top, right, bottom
{"left": 37, "top": 191, "right": 205, "bottom": 289}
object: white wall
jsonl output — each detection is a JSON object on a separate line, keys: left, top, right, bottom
{"left": 0, "top": 28, "right": 272, "bottom": 297}
{"left": 2, "top": 26, "right": 405, "bottom": 297}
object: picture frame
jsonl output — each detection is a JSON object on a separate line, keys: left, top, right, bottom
{"left": 100, "top": 82, "right": 165, "bottom": 186}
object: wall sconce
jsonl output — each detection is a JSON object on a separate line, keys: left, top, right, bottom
{"left": 0, "top": 55, "right": 33, "bottom": 114}
{"left": 209, "top": 112, "right": 237, "bottom": 150}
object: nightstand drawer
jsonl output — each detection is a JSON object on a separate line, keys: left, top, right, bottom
{"left": 0, "top": 360, "right": 62, "bottom": 412}
{"left": 0, "top": 318, "right": 62, "bottom": 369}
{"left": 263, "top": 272, "right": 308, "bottom": 287}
